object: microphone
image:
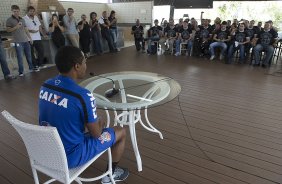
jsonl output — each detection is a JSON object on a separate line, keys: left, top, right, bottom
{"left": 89, "top": 72, "right": 120, "bottom": 98}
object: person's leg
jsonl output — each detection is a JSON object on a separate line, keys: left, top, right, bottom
{"left": 33, "top": 40, "right": 44, "bottom": 67}
{"left": 23, "top": 42, "right": 34, "bottom": 70}
{"left": 175, "top": 39, "right": 181, "bottom": 54}
{"left": 209, "top": 42, "right": 218, "bottom": 59}
{"left": 67, "top": 34, "right": 80, "bottom": 48}
{"left": 111, "top": 127, "right": 126, "bottom": 163}
{"left": 262, "top": 45, "right": 274, "bottom": 66}
{"left": 135, "top": 39, "right": 141, "bottom": 51}
{"left": 105, "top": 30, "right": 115, "bottom": 51}
{"left": 141, "top": 38, "right": 145, "bottom": 51}
{"left": 158, "top": 38, "right": 167, "bottom": 51}
{"left": 30, "top": 42, "right": 37, "bottom": 67}
{"left": 239, "top": 44, "right": 245, "bottom": 63}
{"left": 187, "top": 40, "right": 193, "bottom": 56}
{"left": 253, "top": 44, "right": 263, "bottom": 65}
{"left": 15, "top": 43, "right": 24, "bottom": 74}
{"left": 110, "top": 29, "right": 117, "bottom": 48}
{"left": 0, "top": 44, "right": 11, "bottom": 77}
{"left": 227, "top": 44, "right": 234, "bottom": 64}
{"left": 147, "top": 37, "right": 152, "bottom": 53}
{"left": 220, "top": 42, "right": 227, "bottom": 60}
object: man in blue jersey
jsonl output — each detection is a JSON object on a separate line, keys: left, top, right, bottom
{"left": 39, "top": 46, "right": 128, "bottom": 184}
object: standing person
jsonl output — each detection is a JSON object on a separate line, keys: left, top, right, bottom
{"left": 78, "top": 14, "right": 91, "bottom": 57}
{"left": 99, "top": 11, "right": 117, "bottom": 53}
{"left": 63, "top": 8, "right": 79, "bottom": 48}
{"left": 23, "top": 6, "right": 47, "bottom": 69}
{"left": 131, "top": 19, "right": 145, "bottom": 52}
{"left": 108, "top": 10, "right": 119, "bottom": 51}
{"left": 89, "top": 12, "right": 103, "bottom": 55}
{"left": 0, "top": 34, "right": 16, "bottom": 80}
{"left": 6, "top": 5, "right": 36, "bottom": 77}
{"left": 49, "top": 14, "right": 65, "bottom": 49}
{"left": 39, "top": 46, "right": 129, "bottom": 184}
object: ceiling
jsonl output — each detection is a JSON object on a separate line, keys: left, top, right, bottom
{"left": 112, "top": 0, "right": 281, "bottom": 9}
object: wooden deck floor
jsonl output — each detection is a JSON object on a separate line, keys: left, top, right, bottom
{"left": 1, "top": 46, "right": 282, "bottom": 184}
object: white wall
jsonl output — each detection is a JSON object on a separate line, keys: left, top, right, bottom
{"left": 0, "top": 0, "right": 29, "bottom": 30}
{"left": 60, "top": 1, "right": 107, "bottom": 22}
{"left": 108, "top": 1, "right": 153, "bottom": 24}
{"left": 60, "top": 1, "right": 153, "bottom": 24}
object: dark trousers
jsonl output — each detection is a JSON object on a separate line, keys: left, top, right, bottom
{"left": 79, "top": 35, "right": 91, "bottom": 54}
{"left": 52, "top": 35, "right": 65, "bottom": 49}
{"left": 31, "top": 40, "right": 44, "bottom": 67}
{"left": 0, "top": 43, "right": 11, "bottom": 77}
{"left": 135, "top": 38, "right": 145, "bottom": 51}
{"left": 92, "top": 31, "right": 103, "bottom": 54}
{"left": 102, "top": 29, "right": 115, "bottom": 52}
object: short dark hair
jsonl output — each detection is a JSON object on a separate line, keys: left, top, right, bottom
{"left": 55, "top": 46, "right": 84, "bottom": 74}
{"left": 90, "top": 12, "right": 97, "bottom": 19}
{"left": 11, "top": 5, "right": 20, "bottom": 10}
{"left": 67, "top": 8, "right": 74, "bottom": 11}
{"left": 110, "top": 10, "right": 115, "bottom": 16}
{"left": 221, "top": 21, "right": 227, "bottom": 25}
{"left": 27, "top": 6, "right": 35, "bottom": 11}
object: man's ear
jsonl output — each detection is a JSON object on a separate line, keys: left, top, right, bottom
{"left": 74, "top": 63, "right": 80, "bottom": 71}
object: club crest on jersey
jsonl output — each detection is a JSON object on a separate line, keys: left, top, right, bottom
{"left": 39, "top": 90, "right": 68, "bottom": 108}
{"left": 98, "top": 132, "right": 111, "bottom": 144}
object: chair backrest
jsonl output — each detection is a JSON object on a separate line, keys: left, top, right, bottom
{"left": 1, "top": 110, "right": 69, "bottom": 181}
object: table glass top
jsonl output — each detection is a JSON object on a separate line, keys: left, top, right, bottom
{"left": 80, "top": 71, "right": 181, "bottom": 110}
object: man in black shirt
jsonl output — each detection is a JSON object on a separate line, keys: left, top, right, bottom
{"left": 147, "top": 19, "right": 162, "bottom": 54}
{"left": 131, "top": 19, "right": 145, "bottom": 52}
{"left": 227, "top": 23, "right": 250, "bottom": 64}
{"left": 245, "top": 20, "right": 258, "bottom": 57}
{"left": 193, "top": 19, "right": 213, "bottom": 57}
{"left": 175, "top": 20, "right": 192, "bottom": 56}
{"left": 159, "top": 18, "right": 178, "bottom": 53}
{"left": 78, "top": 14, "right": 91, "bottom": 57}
{"left": 209, "top": 21, "right": 231, "bottom": 60}
{"left": 98, "top": 11, "right": 117, "bottom": 53}
{"left": 253, "top": 22, "right": 278, "bottom": 67}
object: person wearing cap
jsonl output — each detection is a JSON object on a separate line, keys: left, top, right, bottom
{"left": 252, "top": 22, "right": 278, "bottom": 68}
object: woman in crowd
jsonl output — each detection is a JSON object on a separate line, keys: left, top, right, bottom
{"left": 89, "top": 12, "right": 103, "bottom": 55}
{"left": 78, "top": 14, "right": 91, "bottom": 57}
{"left": 108, "top": 10, "right": 119, "bottom": 50}
{"left": 49, "top": 14, "right": 65, "bottom": 49}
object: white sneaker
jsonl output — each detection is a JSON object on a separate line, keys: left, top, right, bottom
{"left": 219, "top": 54, "right": 224, "bottom": 60}
{"left": 19, "top": 73, "right": 24, "bottom": 77}
{"left": 101, "top": 166, "right": 129, "bottom": 184}
{"left": 174, "top": 52, "right": 180, "bottom": 56}
{"left": 210, "top": 55, "right": 215, "bottom": 61}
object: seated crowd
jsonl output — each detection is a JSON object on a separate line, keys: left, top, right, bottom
{"left": 131, "top": 13, "right": 279, "bottom": 68}
{"left": 0, "top": 5, "right": 280, "bottom": 81}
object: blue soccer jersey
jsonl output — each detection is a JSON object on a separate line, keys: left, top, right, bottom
{"left": 39, "top": 75, "right": 115, "bottom": 168}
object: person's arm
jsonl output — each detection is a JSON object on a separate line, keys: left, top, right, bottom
{"left": 131, "top": 27, "right": 135, "bottom": 34}
{"left": 78, "top": 21, "right": 84, "bottom": 31}
{"left": 226, "top": 35, "right": 231, "bottom": 42}
{"left": 98, "top": 18, "right": 108, "bottom": 29}
{"left": 25, "top": 26, "right": 33, "bottom": 44}
{"left": 213, "top": 34, "right": 218, "bottom": 41}
{"left": 86, "top": 118, "right": 106, "bottom": 138}
{"left": 63, "top": 16, "right": 70, "bottom": 29}
{"left": 49, "top": 24, "right": 54, "bottom": 33}
{"left": 241, "top": 37, "right": 250, "bottom": 45}
{"left": 6, "top": 22, "right": 21, "bottom": 33}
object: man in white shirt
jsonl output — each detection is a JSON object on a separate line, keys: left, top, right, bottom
{"left": 23, "top": 6, "right": 47, "bottom": 69}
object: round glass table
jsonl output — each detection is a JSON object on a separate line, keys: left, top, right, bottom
{"left": 80, "top": 71, "right": 181, "bottom": 171}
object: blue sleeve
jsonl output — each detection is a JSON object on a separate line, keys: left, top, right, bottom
{"left": 81, "top": 90, "right": 98, "bottom": 124}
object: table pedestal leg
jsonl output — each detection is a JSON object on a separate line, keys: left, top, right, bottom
{"left": 128, "top": 110, "right": 142, "bottom": 171}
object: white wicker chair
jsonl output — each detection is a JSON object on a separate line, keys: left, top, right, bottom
{"left": 1, "top": 110, "right": 115, "bottom": 184}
